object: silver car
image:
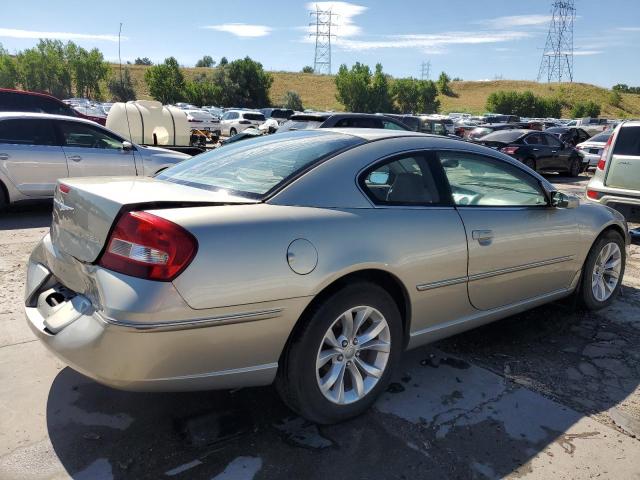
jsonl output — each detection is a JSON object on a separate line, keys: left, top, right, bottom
{"left": 586, "top": 121, "right": 640, "bottom": 221}
{"left": 0, "top": 112, "right": 190, "bottom": 208}
{"left": 219, "top": 110, "right": 266, "bottom": 136}
{"left": 25, "top": 129, "right": 628, "bottom": 424}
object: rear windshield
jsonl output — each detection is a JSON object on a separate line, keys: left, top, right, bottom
{"left": 480, "top": 130, "right": 526, "bottom": 143}
{"left": 157, "top": 131, "right": 363, "bottom": 198}
{"left": 589, "top": 132, "right": 611, "bottom": 143}
{"left": 244, "top": 113, "right": 265, "bottom": 121}
{"left": 613, "top": 126, "right": 640, "bottom": 156}
{"left": 545, "top": 127, "right": 567, "bottom": 134}
{"left": 271, "top": 109, "right": 294, "bottom": 119}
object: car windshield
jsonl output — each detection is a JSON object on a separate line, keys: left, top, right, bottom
{"left": 480, "top": 130, "right": 526, "bottom": 142}
{"left": 589, "top": 132, "right": 611, "bottom": 143}
{"left": 277, "top": 119, "right": 323, "bottom": 132}
{"left": 157, "top": 131, "right": 363, "bottom": 198}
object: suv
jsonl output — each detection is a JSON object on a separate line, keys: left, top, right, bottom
{"left": 219, "top": 110, "right": 266, "bottom": 136}
{"left": 0, "top": 88, "right": 105, "bottom": 125}
{"left": 277, "top": 113, "right": 409, "bottom": 132}
{"left": 586, "top": 121, "right": 640, "bottom": 221}
{"left": 0, "top": 112, "right": 190, "bottom": 208}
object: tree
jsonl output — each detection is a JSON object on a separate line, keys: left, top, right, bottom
{"left": 571, "top": 100, "right": 601, "bottom": 118}
{"left": 369, "top": 64, "right": 394, "bottom": 112}
{"left": 282, "top": 90, "right": 303, "bottom": 110}
{"left": 219, "top": 56, "right": 228, "bottom": 66}
{"left": 0, "top": 43, "right": 18, "bottom": 88}
{"left": 335, "top": 63, "right": 372, "bottom": 112}
{"left": 214, "top": 57, "right": 272, "bottom": 108}
{"left": 66, "top": 43, "right": 109, "bottom": 99}
{"left": 486, "top": 90, "right": 562, "bottom": 118}
{"left": 134, "top": 57, "right": 153, "bottom": 65}
{"left": 416, "top": 79, "right": 440, "bottom": 113}
{"left": 183, "top": 72, "right": 221, "bottom": 106}
{"left": 195, "top": 55, "right": 215, "bottom": 68}
{"left": 16, "top": 39, "right": 72, "bottom": 98}
{"left": 144, "top": 57, "right": 185, "bottom": 104}
{"left": 302, "top": 66, "right": 314, "bottom": 74}
{"left": 108, "top": 67, "right": 137, "bottom": 101}
{"left": 609, "top": 90, "right": 622, "bottom": 108}
{"left": 436, "top": 71, "right": 454, "bottom": 96}
{"left": 392, "top": 77, "right": 440, "bottom": 114}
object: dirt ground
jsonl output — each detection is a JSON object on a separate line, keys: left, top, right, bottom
{"left": 0, "top": 172, "right": 639, "bottom": 480}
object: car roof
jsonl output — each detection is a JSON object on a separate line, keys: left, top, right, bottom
{"left": 0, "top": 88, "right": 64, "bottom": 103}
{"left": 0, "top": 111, "right": 99, "bottom": 126}
{"left": 321, "top": 128, "right": 448, "bottom": 141}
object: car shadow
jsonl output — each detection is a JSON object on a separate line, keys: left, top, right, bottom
{"left": 0, "top": 201, "right": 52, "bottom": 230}
{"left": 45, "top": 288, "right": 640, "bottom": 479}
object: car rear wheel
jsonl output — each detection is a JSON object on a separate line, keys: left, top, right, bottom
{"left": 276, "top": 282, "right": 402, "bottom": 424}
{"left": 578, "top": 230, "right": 625, "bottom": 310}
{"left": 229, "top": 128, "right": 237, "bottom": 136}
{"left": 569, "top": 157, "right": 580, "bottom": 177}
{"left": 524, "top": 158, "right": 536, "bottom": 171}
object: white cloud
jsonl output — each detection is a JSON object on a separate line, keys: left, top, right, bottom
{"left": 203, "top": 24, "right": 272, "bottom": 38}
{"left": 305, "top": 2, "right": 367, "bottom": 37}
{"left": 479, "top": 14, "right": 551, "bottom": 28}
{"left": 617, "top": 27, "right": 640, "bottom": 32}
{"left": 573, "top": 50, "right": 603, "bottom": 56}
{"left": 334, "top": 31, "right": 531, "bottom": 54}
{"left": 0, "top": 28, "right": 123, "bottom": 42}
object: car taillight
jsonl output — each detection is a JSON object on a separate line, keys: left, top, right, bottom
{"left": 98, "top": 211, "right": 198, "bottom": 281}
{"left": 597, "top": 129, "right": 617, "bottom": 170}
{"left": 58, "top": 183, "right": 71, "bottom": 194}
{"left": 500, "top": 146, "right": 519, "bottom": 155}
{"left": 586, "top": 189, "right": 603, "bottom": 200}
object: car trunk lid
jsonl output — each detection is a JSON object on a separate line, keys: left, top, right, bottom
{"left": 51, "top": 176, "right": 258, "bottom": 263}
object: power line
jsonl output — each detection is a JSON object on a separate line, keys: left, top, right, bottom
{"left": 537, "top": 0, "right": 576, "bottom": 83}
{"left": 420, "top": 60, "right": 431, "bottom": 80}
{"left": 310, "top": 6, "right": 337, "bottom": 75}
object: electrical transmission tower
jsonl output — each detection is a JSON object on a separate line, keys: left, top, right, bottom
{"left": 310, "top": 6, "right": 337, "bottom": 75}
{"left": 537, "top": 0, "right": 576, "bottom": 83}
{"left": 420, "top": 61, "right": 431, "bottom": 80}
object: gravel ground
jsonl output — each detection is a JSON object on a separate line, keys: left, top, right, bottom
{"left": 0, "top": 172, "right": 638, "bottom": 480}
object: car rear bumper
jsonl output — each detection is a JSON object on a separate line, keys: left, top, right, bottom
{"left": 25, "top": 235, "right": 307, "bottom": 392}
{"left": 586, "top": 192, "right": 640, "bottom": 221}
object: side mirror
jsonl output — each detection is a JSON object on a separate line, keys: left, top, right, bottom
{"left": 551, "top": 191, "right": 579, "bottom": 209}
{"left": 122, "top": 141, "right": 133, "bottom": 151}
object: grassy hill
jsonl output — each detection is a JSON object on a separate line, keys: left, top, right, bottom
{"left": 116, "top": 64, "right": 640, "bottom": 118}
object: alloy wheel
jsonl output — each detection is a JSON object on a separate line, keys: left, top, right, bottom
{"left": 591, "top": 242, "right": 622, "bottom": 302}
{"left": 316, "top": 306, "right": 391, "bottom": 405}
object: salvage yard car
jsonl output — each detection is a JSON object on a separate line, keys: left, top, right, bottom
{"left": 25, "top": 129, "right": 628, "bottom": 424}
{"left": 0, "top": 112, "right": 189, "bottom": 208}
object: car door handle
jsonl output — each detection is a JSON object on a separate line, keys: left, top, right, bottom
{"left": 0, "top": 153, "right": 8, "bottom": 160}
{"left": 551, "top": 150, "right": 557, "bottom": 153}
{"left": 472, "top": 230, "right": 494, "bottom": 244}
{"left": 532, "top": 148, "right": 539, "bottom": 151}
{"left": 68, "top": 155, "right": 82, "bottom": 162}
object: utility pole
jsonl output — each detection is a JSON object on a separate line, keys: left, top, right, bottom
{"left": 537, "top": 0, "right": 576, "bottom": 82}
{"left": 310, "top": 6, "right": 337, "bottom": 75}
{"left": 420, "top": 60, "right": 431, "bottom": 80}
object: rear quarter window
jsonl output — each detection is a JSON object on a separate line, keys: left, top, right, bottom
{"left": 613, "top": 127, "right": 640, "bottom": 156}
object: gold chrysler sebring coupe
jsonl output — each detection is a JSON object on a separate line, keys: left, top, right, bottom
{"left": 26, "top": 129, "right": 628, "bottom": 423}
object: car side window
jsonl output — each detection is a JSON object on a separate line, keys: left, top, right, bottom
{"left": 433, "top": 123, "right": 446, "bottom": 135}
{"left": 361, "top": 153, "right": 443, "bottom": 206}
{"left": 545, "top": 134, "right": 562, "bottom": 148}
{"left": 59, "top": 121, "right": 124, "bottom": 149}
{"left": 382, "top": 120, "right": 405, "bottom": 130}
{"left": 230, "top": 112, "right": 239, "bottom": 120}
{"left": 0, "top": 119, "right": 58, "bottom": 146}
{"left": 439, "top": 151, "right": 547, "bottom": 207}
{"left": 524, "top": 133, "right": 542, "bottom": 145}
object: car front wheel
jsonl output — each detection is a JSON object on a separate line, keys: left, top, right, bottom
{"left": 276, "top": 282, "right": 402, "bottom": 424}
{"left": 579, "top": 230, "right": 626, "bottom": 310}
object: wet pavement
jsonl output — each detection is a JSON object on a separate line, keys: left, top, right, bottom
{"left": 1, "top": 173, "right": 639, "bottom": 479}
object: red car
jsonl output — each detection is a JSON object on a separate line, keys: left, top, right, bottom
{"left": 0, "top": 88, "right": 106, "bottom": 125}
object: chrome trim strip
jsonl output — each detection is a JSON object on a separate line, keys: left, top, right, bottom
{"left": 416, "top": 276, "right": 467, "bottom": 291}
{"left": 149, "top": 362, "right": 279, "bottom": 382}
{"left": 98, "top": 308, "right": 284, "bottom": 332}
{"left": 468, "top": 255, "right": 574, "bottom": 282}
{"left": 416, "top": 256, "right": 574, "bottom": 291}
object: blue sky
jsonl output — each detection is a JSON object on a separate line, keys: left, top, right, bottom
{"left": 1, "top": 0, "right": 639, "bottom": 87}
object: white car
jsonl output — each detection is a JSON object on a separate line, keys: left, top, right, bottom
{"left": 183, "top": 109, "right": 221, "bottom": 136}
{"left": 219, "top": 110, "right": 266, "bottom": 137}
{"left": 576, "top": 131, "right": 612, "bottom": 168}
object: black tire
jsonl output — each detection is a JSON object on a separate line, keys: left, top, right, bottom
{"left": 568, "top": 156, "right": 580, "bottom": 177}
{"left": 524, "top": 157, "right": 536, "bottom": 171}
{"left": 578, "top": 230, "right": 626, "bottom": 310}
{"left": 276, "top": 282, "right": 403, "bottom": 424}
{"left": 229, "top": 128, "right": 237, "bottom": 136}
